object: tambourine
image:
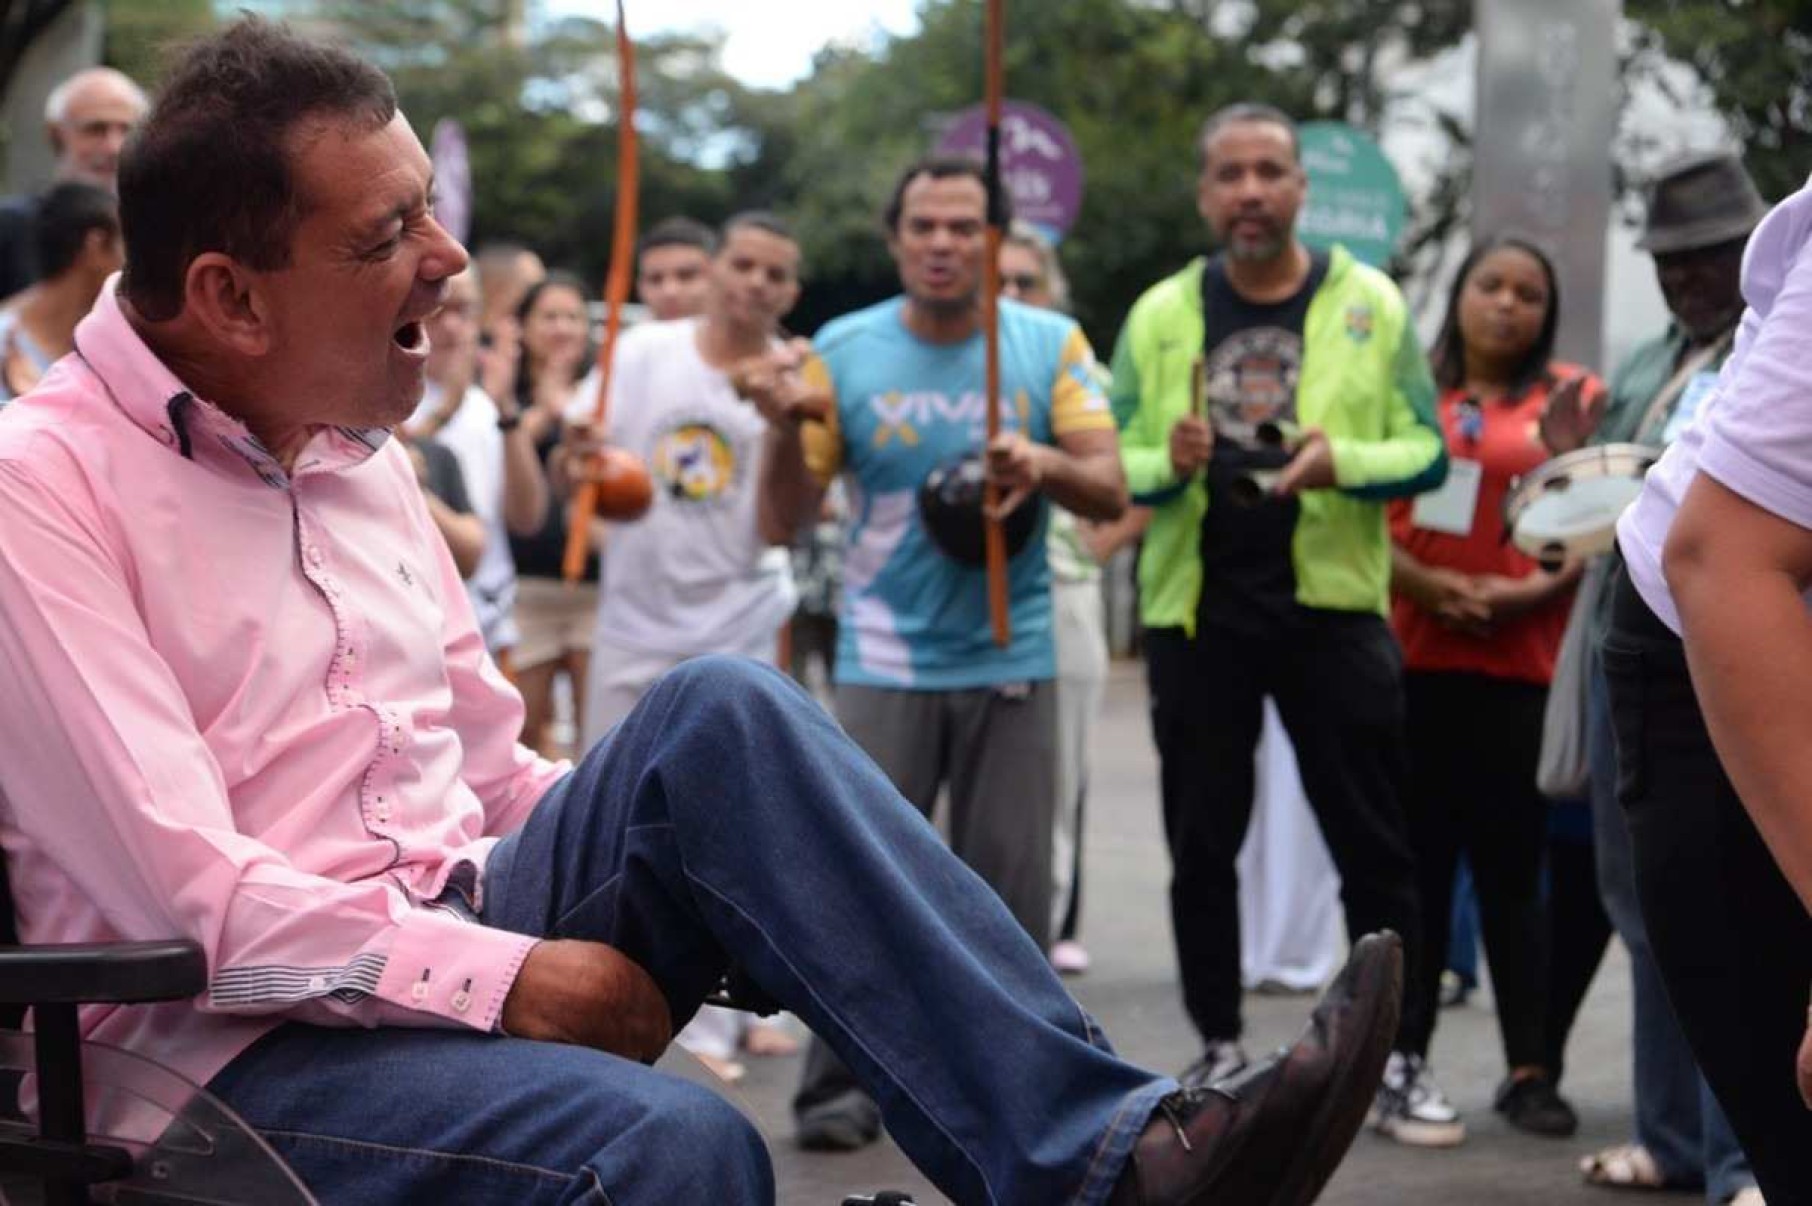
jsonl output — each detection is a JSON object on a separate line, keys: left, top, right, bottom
{"left": 1504, "top": 442, "right": 1661, "bottom": 571}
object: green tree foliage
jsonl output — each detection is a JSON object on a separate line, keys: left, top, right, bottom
{"left": 764, "top": 0, "right": 1304, "bottom": 341}
{"left": 50, "top": 0, "right": 1805, "bottom": 346}
{"left": 101, "top": 0, "right": 215, "bottom": 89}
{"left": 329, "top": 1, "right": 766, "bottom": 291}
{"left": 1625, "top": 0, "right": 1812, "bottom": 201}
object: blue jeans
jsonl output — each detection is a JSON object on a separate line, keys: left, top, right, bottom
{"left": 208, "top": 657, "right": 1171, "bottom": 1205}
{"left": 1589, "top": 661, "right": 1752, "bottom": 1203}
{"left": 1447, "top": 860, "right": 1480, "bottom": 990}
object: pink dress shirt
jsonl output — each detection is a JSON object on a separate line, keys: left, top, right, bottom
{"left": 0, "top": 281, "right": 567, "bottom": 1136}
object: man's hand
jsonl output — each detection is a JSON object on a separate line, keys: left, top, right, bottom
{"left": 1273, "top": 428, "right": 1337, "bottom": 496}
{"left": 986, "top": 431, "right": 1048, "bottom": 519}
{"left": 1538, "top": 374, "right": 1604, "bottom": 456}
{"left": 479, "top": 317, "right": 522, "bottom": 410}
{"left": 500, "top": 938, "right": 672, "bottom": 1063}
{"left": 1799, "top": 1000, "right": 1812, "bottom": 1108}
{"left": 1168, "top": 415, "right": 1214, "bottom": 480}
{"left": 731, "top": 339, "right": 829, "bottom": 427}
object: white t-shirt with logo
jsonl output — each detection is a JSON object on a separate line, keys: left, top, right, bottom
{"left": 592, "top": 317, "right": 795, "bottom": 657}
{"left": 413, "top": 383, "right": 519, "bottom": 653}
{"left": 1619, "top": 178, "right": 1812, "bottom": 633}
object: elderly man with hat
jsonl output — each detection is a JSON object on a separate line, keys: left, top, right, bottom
{"left": 1551, "top": 150, "right": 1770, "bottom": 1205}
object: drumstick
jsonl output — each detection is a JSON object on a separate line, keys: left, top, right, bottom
{"left": 1190, "top": 355, "right": 1205, "bottom": 420}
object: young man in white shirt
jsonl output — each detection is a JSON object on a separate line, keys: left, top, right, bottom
{"left": 580, "top": 212, "right": 803, "bottom": 743}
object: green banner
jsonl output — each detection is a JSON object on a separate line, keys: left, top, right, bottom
{"left": 1297, "top": 122, "right": 1408, "bottom": 269}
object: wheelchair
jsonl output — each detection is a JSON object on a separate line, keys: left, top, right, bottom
{"left": 0, "top": 861, "right": 913, "bottom": 1205}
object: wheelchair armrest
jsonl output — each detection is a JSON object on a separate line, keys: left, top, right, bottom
{"left": 0, "top": 940, "right": 206, "bottom": 1006}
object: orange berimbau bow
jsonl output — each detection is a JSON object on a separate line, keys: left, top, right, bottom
{"left": 981, "top": 0, "right": 1010, "bottom": 648}
{"left": 562, "top": 0, "right": 642, "bottom": 584}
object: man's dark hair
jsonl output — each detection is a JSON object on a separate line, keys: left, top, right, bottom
{"left": 638, "top": 216, "right": 717, "bottom": 259}
{"left": 117, "top": 18, "right": 397, "bottom": 321}
{"left": 882, "top": 154, "right": 1008, "bottom": 233}
{"left": 721, "top": 210, "right": 795, "bottom": 246}
{"left": 33, "top": 182, "right": 118, "bottom": 280}
{"left": 1197, "top": 102, "right": 1301, "bottom": 169}
{"left": 1430, "top": 233, "right": 1561, "bottom": 396}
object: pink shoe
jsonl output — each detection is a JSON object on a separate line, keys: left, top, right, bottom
{"left": 1050, "top": 939, "right": 1091, "bottom": 976}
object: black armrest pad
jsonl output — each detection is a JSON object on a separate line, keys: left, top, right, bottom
{"left": 0, "top": 940, "right": 206, "bottom": 1005}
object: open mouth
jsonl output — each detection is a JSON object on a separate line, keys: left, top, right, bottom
{"left": 393, "top": 321, "right": 427, "bottom": 354}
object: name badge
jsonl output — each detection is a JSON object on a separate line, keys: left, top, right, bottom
{"left": 1411, "top": 457, "right": 1482, "bottom": 536}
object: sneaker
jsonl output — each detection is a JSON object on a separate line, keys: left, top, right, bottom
{"left": 1438, "top": 970, "right": 1472, "bottom": 1009}
{"left": 1370, "top": 1052, "right": 1466, "bottom": 1147}
{"left": 1179, "top": 1039, "right": 1249, "bottom": 1089}
{"left": 1726, "top": 1188, "right": 1766, "bottom": 1206}
{"left": 1050, "top": 939, "right": 1092, "bottom": 976}
{"left": 797, "top": 1090, "right": 882, "bottom": 1152}
{"left": 1494, "top": 1073, "right": 1578, "bottom": 1138}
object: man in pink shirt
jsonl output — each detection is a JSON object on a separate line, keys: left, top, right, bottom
{"left": 0, "top": 19, "right": 1401, "bottom": 1206}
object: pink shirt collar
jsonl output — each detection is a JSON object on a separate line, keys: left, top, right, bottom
{"left": 74, "top": 277, "right": 393, "bottom": 489}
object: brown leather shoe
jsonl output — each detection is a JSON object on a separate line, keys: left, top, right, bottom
{"left": 1109, "top": 931, "right": 1403, "bottom": 1206}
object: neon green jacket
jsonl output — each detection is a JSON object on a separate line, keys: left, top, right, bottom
{"left": 1109, "top": 246, "right": 1445, "bottom": 632}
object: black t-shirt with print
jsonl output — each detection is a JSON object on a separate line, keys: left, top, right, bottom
{"left": 1196, "top": 249, "right": 1329, "bottom": 636}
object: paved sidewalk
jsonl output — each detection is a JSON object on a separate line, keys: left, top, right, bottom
{"left": 679, "top": 661, "right": 1646, "bottom": 1205}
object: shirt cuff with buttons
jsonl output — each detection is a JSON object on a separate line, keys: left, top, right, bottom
{"left": 376, "top": 908, "right": 539, "bottom": 1034}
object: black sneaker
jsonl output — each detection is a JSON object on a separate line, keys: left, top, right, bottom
{"left": 797, "top": 1090, "right": 882, "bottom": 1151}
{"left": 1494, "top": 1073, "right": 1578, "bottom": 1138}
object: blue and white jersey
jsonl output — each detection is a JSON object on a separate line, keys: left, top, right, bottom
{"left": 801, "top": 296, "right": 1114, "bottom": 690}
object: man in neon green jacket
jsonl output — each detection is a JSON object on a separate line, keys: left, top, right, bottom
{"left": 1110, "top": 103, "right": 1447, "bottom": 1130}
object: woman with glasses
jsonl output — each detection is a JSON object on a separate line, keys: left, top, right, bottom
{"left": 1382, "top": 235, "right": 1606, "bottom": 1145}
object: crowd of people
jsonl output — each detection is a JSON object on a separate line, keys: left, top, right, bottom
{"left": 1, "top": 17, "right": 1810, "bottom": 1206}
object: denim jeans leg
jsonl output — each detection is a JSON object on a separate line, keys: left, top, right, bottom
{"left": 1589, "top": 663, "right": 1704, "bottom": 1184}
{"left": 1702, "top": 1077, "right": 1757, "bottom": 1205}
{"left": 481, "top": 656, "right": 1171, "bottom": 1206}
{"left": 208, "top": 1024, "right": 771, "bottom": 1206}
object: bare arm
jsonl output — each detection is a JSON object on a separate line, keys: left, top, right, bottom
{"left": 1081, "top": 505, "right": 1151, "bottom": 563}
{"left": 498, "top": 412, "right": 550, "bottom": 537}
{"left": 1472, "top": 560, "right": 1584, "bottom": 623}
{"left": 987, "top": 427, "right": 1128, "bottom": 523}
{"left": 424, "top": 490, "right": 486, "bottom": 579}
{"left": 741, "top": 344, "right": 833, "bottom": 548}
{"left": 759, "top": 420, "right": 826, "bottom": 547}
{"left": 1665, "top": 471, "right": 1812, "bottom": 914}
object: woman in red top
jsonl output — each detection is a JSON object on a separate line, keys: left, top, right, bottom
{"left": 1381, "top": 236, "right": 1606, "bottom": 1146}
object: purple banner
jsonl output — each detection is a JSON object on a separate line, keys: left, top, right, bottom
{"left": 430, "top": 118, "right": 473, "bottom": 248}
{"left": 935, "top": 101, "right": 1084, "bottom": 239}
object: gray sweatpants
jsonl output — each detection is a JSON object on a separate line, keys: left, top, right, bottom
{"left": 835, "top": 679, "right": 1057, "bottom": 948}
{"left": 794, "top": 678, "right": 1058, "bottom": 1123}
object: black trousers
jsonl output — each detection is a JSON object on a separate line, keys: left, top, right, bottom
{"left": 1395, "top": 671, "right": 1552, "bottom": 1070}
{"left": 1144, "top": 612, "right": 1421, "bottom": 1044}
{"left": 1604, "top": 570, "right": 1812, "bottom": 1205}
{"left": 1543, "top": 821, "right": 1613, "bottom": 1084}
